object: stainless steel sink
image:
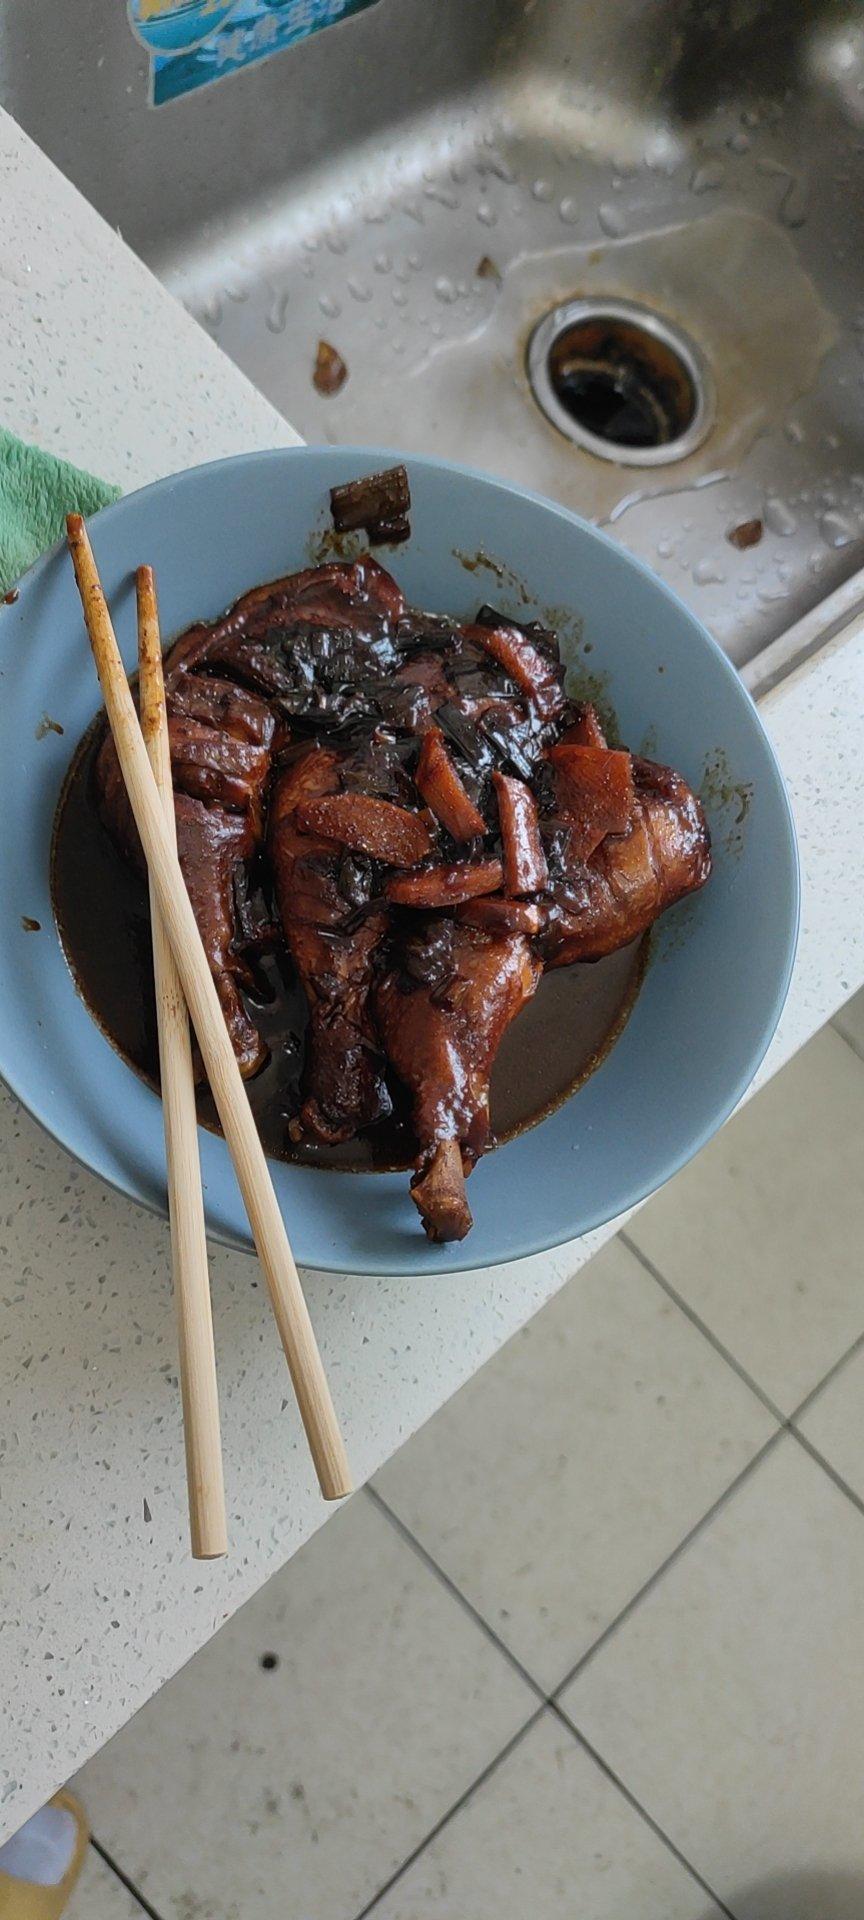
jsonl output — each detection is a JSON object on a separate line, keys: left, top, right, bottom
{"left": 5, "top": 0, "right": 864, "bottom": 670}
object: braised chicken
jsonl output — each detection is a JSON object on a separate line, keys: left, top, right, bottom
{"left": 544, "top": 756, "right": 712, "bottom": 966}
{"left": 376, "top": 924, "right": 542, "bottom": 1240}
{"left": 95, "top": 722, "right": 270, "bottom": 1078}
{"left": 92, "top": 468, "right": 711, "bottom": 1241}
{"left": 268, "top": 747, "right": 391, "bottom": 1144}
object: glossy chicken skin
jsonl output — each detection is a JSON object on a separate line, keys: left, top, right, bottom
{"left": 164, "top": 555, "right": 406, "bottom": 694}
{"left": 376, "top": 925, "right": 542, "bottom": 1240}
{"left": 545, "top": 755, "right": 711, "bottom": 965}
{"left": 166, "top": 672, "right": 277, "bottom": 748}
{"left": 268, "top": 747, "right": 391, "bottom": 1144}
{"left": 172, "top": 794, "right": 267, "bottom": 1076}
{"left": 90, "top": 513, "right": 712, "bottom": 1245}
{"left": 94, "top": 679, "right": 274, "bottom": 1077}
{"left": 95, "top": 730, "right": 268, "bottom": 1076}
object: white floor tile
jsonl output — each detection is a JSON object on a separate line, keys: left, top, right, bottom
{"left": 562, "top": 1437, "right": 864, "bottom": 1920}
{"left": 374, "top": 1238, "right": 774, "bottom": 1692}
{"left": 833, "top": 985, "right": 864, "bottom": 1061}
{"left": 797, "top": 1343, "right": 864, "bottom": 1503}
{"left": 372, "top": 1711, "right": 723, "bottom": 1920}
{"left": 627, "top": 1029, "right": 864, "bottom": 1412}
{"left": 66, "top": 1845, "right": 147, "bottom": 1918}
{"left": 72, "top": 1495, "right": 533, "bottom": 1920}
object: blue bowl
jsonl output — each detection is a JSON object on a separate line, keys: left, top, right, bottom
{"left": 0, "top": 448, "right": 798, "bottom": 1274}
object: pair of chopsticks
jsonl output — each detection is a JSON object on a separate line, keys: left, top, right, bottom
{"left": 66, "top": 516, "right": 352, "bottom": 1558}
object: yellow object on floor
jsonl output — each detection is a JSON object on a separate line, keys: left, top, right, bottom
{"left": 0, "top": 1793, "right": 88, "bottom": 1920}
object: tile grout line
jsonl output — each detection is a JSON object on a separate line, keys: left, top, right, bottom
{"left": 552, "top": 1428, "right": 786, "bottom": 1695}
{"left": 361, "top": 1238, "right": 864, "bottom": 1920}
{"left": 788, "top": 1426, "right": 864, "bottom": 1521}
{"left": 619, "top": 1231, "right": 787, "bottom": 1423}
{"left": 90, "top": 1836, "right": 168, "bottom": 1920}
{"left": 367, "top": 1446, "right": 791, "bottom": 1920}
{"left": 79, "top": 1222, "right": 863, "bottom": 1920}
{"left": 371, "top": 1368, "right": 843, "bottom": 1718}
{"left": 364, "top": 1483, "right": 547, "bottom": 1702}
{"left": 832, "top": 1021, "right": 864, "bottom": 1067}
{"left": 353, "top": 1707, "right": 547, "bottom": 1919}
{"left": 354, "top": 1693, "right": 739, "bottom": 1920}
{"left": 549, "top": 1704, "right": 738, "bottom": 1920}
{"left": 787, "top": 1328, "right": 864, "bottom": 1422}
{"left": 623, "top": 1231, "right": 864, "bottom": 1507}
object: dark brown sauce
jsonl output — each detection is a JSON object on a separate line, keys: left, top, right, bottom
{"left": 51, "top": 716, "right": 646, "bottom": 1171}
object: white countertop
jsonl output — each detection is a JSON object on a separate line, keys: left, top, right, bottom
{"left": 2, "top": 110, "right": 863, "bottom": 1840}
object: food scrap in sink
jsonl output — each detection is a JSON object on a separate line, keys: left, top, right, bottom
{"left": 63, "top": 467, "right": 711, "bottom": 1243}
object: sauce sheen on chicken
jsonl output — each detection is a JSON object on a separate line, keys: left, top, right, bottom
{"left": 94, "top": 533, "right": 711, "bottom": 1242}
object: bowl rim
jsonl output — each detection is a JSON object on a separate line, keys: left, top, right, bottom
{"left": 0, "top": 443, "right": 800, "bottom": 1272}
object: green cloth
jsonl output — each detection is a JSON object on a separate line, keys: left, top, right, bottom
{"left": 0, "top": 426, "right": 120, "bottom": 595}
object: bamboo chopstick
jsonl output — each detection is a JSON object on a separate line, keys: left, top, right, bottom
{"left": 67, "top": 515, "right": 352, "bottom": 1503}
{"left": 137, "top": 566, "right": 227, "bottom": 1560}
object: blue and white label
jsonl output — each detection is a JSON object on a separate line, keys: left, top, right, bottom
{"left": 128, "top": 0, "right": 380, "bottom": 107}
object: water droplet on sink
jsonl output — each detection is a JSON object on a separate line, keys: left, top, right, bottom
{"left": 265, "top": 292, "right": 289, "bottom": 334}
{"left": 407, "top": 251, "right": 422, "bottom": 271}
{"left": 728, "top": 129, "right": 751, "bottom": 153}
{"left": 347, "top": 277, "right": 373, "bottom": 303}
{"left": 302, "top": 235, "right": 320, "bottom": 253}
{"left": 820, "top": 508, "right": 856, "bottom": 548}
{"left": 434, "top": 275, "right": 458, "bottom": 304}
{"left": 424, "top": 184, "right": 460, "bottom": 209}
{"left": 477, "top": 201, "right": 497, "bottom": 226}
{"left": 318, "top": 292, "right": 341, "bottom": 319}
{"left": 763, "top": 496, "right": 798, "bottom": 537}
{"left": 656, "top": 536, "right": 675, "bottom": 558}
{"left": 690, "top": 161, "right": 726, "bottom": 194}
{"left": 692, "top": 557, "right": 726, "bottom": 586}
{"left": 559, "top": 196, "right": 579, "bottom": 224}
{"left": 532, "top": 178, "right": 553, "bottom": 202}
{"left": 780, "top": 177, "right": 807, "bottom": 228}
{"left": 598, "top": 202, "right": 628, "bottom": 236}
{"left": 201, "top": 294, "right": 223, "bottom": 328}
{"left": 325, "top": 231, "right": 348, "bottom": 255}
{"left": 391, "top": 287, "right": 408, "bottom": 308}
{"left": 755, "top": 157, "right": 807, "bottom": 227}
{"left": 224, "top": 279, "right": 249, "bottom": 303}
{"left": 373, "top": 251, "right": 392, "bottom": 274}
{"left": 485, "top": 156, "right": 515, "bottom": 183}
{"left": 785, "top": 416, "right": 805, "bottom": 444}
{"left": 363, "top": 205, "right": 388, "bottom": 224}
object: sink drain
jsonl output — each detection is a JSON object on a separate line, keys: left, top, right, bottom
{"left": 527, "top": 298, "right": 714, "bottom": 467}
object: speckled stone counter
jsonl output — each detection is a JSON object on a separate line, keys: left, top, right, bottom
{"left": 1, "top": 110, "right": 862, "bottom": 1840}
